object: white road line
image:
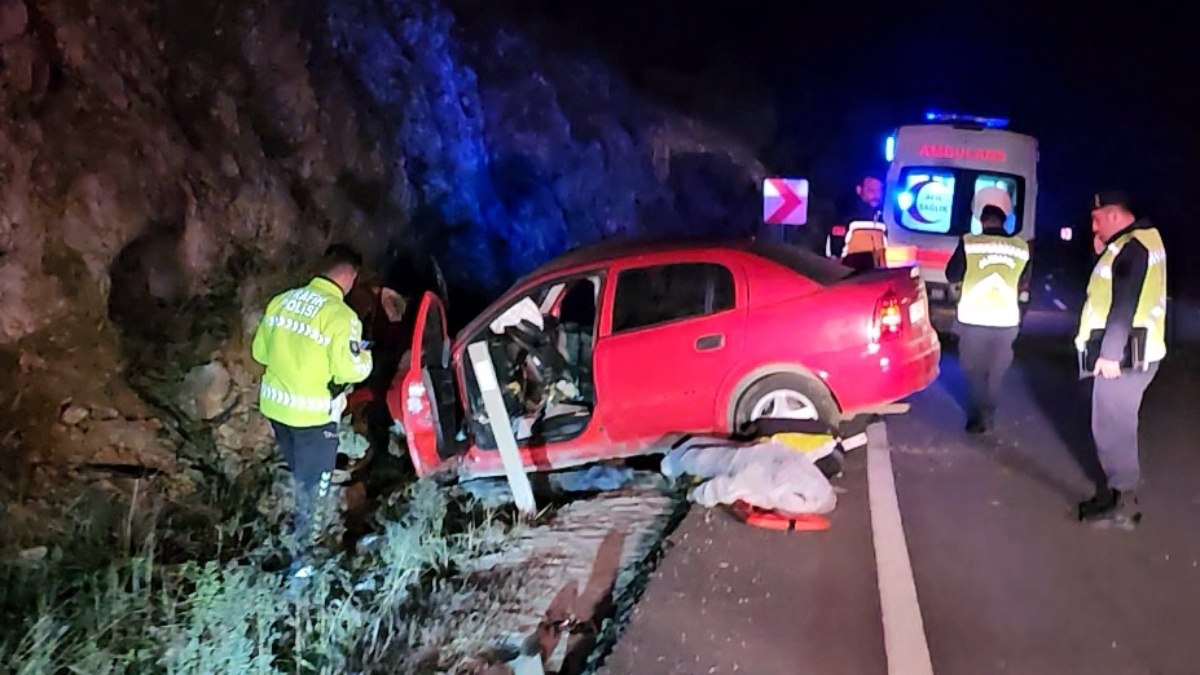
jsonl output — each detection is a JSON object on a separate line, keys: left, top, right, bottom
{"left": 867, "top": 422, "right": 935, "bottom": 675}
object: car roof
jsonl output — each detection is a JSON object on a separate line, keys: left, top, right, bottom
{"left": 455, "top": 236, "right": 852, "bottom": 344}
{"left": 518, "top": 236, "right": 849, "bottom": 285}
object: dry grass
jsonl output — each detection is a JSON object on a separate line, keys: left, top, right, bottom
{"left": 0, "top": 465, "right": 526, "bottom": 674}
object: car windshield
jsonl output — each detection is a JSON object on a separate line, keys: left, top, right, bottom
{"left": 743, "top": 241, "right": 854, "bottom": 285}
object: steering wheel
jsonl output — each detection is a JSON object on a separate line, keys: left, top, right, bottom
{"left": 504, "top": 319, "right": 546, "bottom": 354}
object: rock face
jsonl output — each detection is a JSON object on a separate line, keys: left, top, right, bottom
{"left": 0, "top": 0, "right": 391, "bottom": 487}
{"left": 320, "top": 0, "right": 766, "bottom": 295}
{"left": 0, "top": 0, "right": 767, "bottom": 488}
{"left": 176, "top": 362, "right": 235, "bottom": 422}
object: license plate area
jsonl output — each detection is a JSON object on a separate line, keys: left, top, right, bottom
{"left": 909, "top": 299, "right": 928, "bottom": 326}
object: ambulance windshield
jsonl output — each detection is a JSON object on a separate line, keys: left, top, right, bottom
{"left": 894, "top": 167, "right": 1024, "bottom": 237}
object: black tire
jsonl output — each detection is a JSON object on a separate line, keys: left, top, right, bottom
{"left": 734, "top": 373, "right": 840, "bottom": 433}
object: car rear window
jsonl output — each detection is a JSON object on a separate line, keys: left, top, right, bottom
{"left": 743, "top": 241, "right": 854, "bottom": 285}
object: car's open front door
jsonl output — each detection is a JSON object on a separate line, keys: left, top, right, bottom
{"left": 392, "top": 291, "right": 463, "bottom": 476}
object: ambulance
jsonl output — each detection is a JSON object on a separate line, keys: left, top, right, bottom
{"left": 879, "top": 111, "right": 1038, "bottom": 331}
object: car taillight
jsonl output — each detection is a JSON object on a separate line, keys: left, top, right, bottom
{"left": 874, "top": 291, "right": 904, "bottom": 341}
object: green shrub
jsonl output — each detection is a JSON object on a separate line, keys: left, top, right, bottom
{"left": 1, "top": 474, "right": 523, "bottom": 674}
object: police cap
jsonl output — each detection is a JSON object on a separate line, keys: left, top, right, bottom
{"left": 1091, "top": 190, "right": 1135, "bottom": 214}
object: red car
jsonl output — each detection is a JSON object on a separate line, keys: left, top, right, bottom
{"left": 388, "top": 239, "right": 939, "bottom": 480}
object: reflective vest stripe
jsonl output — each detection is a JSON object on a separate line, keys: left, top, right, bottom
{"left": 261, "top": 383, "right": 331, "bottom": 414}
{"left": 957, "top": 234, "right": 1029, "bottom": 328}
{"left": 353, "top": 360, "right": 372, "bottom": 379}
{"left": 263, "top": 315, "right": 332, "bottom": 347}
{"left": 962, "top": 242, "right": 1031, "bottom": 261}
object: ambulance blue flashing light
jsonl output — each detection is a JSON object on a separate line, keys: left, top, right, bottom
{"left": 884, "top": 135, "right": 896, "bottom": 162}
{"left": 924, "top": 110, "right": 1009, "bottom": 129}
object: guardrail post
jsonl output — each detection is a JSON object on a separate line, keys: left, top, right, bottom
{"left": 467, "top": 341, "right": 537, "bottom": 518}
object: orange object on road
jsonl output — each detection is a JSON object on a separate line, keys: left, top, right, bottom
{"left": 728, "top": 500, "right": 832, "bottom": 532}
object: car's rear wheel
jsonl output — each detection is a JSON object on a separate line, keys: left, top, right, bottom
{"left": 734, "top": 373, "right": 839, "bottom": 432}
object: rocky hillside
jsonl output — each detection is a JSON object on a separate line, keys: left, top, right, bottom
{"left": 0, "top": 0, "right": 765, "bottom": 501}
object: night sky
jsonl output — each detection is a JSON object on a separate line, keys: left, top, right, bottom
{"left": 489, "top": 1, "right": 1199, "bottom": 289}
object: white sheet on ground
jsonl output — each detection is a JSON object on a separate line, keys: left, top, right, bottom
{"left": 661, "top": 436, "right": 837, "bottom": 515}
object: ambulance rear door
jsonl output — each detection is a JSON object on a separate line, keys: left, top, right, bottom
{"left": 882, "top": 124, "right": 1038, "bottom": 288}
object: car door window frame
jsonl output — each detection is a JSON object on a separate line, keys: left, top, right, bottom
{"left": 464, "top": 271, "right": 609, "bottom": 348}
{"left": 608, "top": 261, "right": 738, "bottom": 335}
{"left": 458, "top": 270, "right": 608, "bottom": 449}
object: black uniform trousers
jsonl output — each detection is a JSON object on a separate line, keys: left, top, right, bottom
{"left": 269, "top": 420, "right": 338, "bottom": 548}
{"left": 956, "top": 323, "right": 1020, "bottom": 425}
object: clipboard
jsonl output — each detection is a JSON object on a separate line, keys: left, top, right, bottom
{"left": 1077, "top": 327, "right": 1148, "bottom": 379}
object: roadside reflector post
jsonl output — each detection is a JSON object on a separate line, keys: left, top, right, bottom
{"left": 467, "top": 341, "right": 537, "bottom": 518}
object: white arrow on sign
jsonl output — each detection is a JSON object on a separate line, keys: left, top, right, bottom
{"left": 763, "top": 178, "right": 809, "bottom": 225}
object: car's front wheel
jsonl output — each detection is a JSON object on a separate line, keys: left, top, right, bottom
{"left": 734, "top": 373, "right": 839, "bottom": 432}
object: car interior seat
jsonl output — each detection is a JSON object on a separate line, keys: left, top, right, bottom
{"left": 558, "top": 280, "right": 596, "bottom": 402}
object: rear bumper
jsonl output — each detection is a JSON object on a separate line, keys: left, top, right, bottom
{"left": 824, "top": 333, "right": 941, "bottom": 418}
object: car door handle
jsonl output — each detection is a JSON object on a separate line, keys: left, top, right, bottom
{"left": 695, "top": 334, "right": 725, "bottom": 351}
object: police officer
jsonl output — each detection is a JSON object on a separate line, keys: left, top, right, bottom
{"left": 1075, "top": 191, "right": 1166, "bottom": 529}
{"left": 252, "top": 244, "right": 373, "bottom": 569}
{"left": 945, "top": 203, "right": 1031, "bottom": 433}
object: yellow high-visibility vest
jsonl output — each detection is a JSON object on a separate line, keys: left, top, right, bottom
{"left": 957, "top": 234, "right": 1030, "bottom": 328}
{"left": 252, "top": 277, "right": 372, "bottom": 427}
{"left": 1076, "top": 228, "right": 1167, "bottom": 363}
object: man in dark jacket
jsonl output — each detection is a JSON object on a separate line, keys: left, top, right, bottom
{"left": 842, "top": 173, "right": 885, "bottom": 222}
{"left": 825, "top": 173, "right": 884, "bottom": 258}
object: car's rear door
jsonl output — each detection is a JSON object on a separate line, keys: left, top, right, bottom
{"left": 594, "top": 260, "right": 746, "bottom": 442}
{"left": 391, "top": 291, "right": 463, "bottom": 476}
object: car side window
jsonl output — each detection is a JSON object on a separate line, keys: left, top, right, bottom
{"left": 421, "top": 301, "right": 447, "bottom": 369}
{"left": 611, "top": 263, "right": 735, "bottom": 334}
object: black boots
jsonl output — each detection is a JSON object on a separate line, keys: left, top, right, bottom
{"left": 965, "top": 405, "right": 994, "bottom": 435}
{"left": 1078, "top": 487, "right": 1142, "bottom": 530}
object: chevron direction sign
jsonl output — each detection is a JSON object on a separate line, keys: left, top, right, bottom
{"left": 763, "top": 178, "right": 809, "bottom": 226}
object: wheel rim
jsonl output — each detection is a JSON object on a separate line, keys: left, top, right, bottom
{"left": 749, "top": 388, "right": 819, "bottom": 421}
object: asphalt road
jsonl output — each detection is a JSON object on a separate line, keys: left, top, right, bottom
{"left": 601, "top": 328, "right": 1200, "bottom": 675}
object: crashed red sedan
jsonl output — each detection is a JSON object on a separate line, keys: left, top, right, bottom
{"left": 386, "top": 239, "right": 939, "bottom": 481}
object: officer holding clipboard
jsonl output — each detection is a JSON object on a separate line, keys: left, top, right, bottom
{"left": 1075, "top": 191, "right": 1168, "bottom": 530}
